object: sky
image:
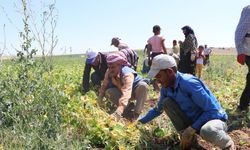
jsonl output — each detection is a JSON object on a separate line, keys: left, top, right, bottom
{"left": 0, "top": 0, "right": 249, "bottom": 56}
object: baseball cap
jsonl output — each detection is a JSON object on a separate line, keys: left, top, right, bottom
{"left": 86, "top": 49, "right": 98, "bottom": 64}
{"left": 148, "top": 54, "right": 177, "bottom": 78}
{"left": 111, "top": 37, "right": 120, "bottom": 45}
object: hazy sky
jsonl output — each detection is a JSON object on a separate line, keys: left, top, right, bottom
{"left": 0, "top": 0, "right": 249, "bottom": 55}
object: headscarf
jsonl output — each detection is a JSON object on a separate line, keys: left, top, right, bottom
{"left": 106, "top": 52, "right": 130, "bottom": 66}
{"left": 181, "top": 25, "right": 195, "bottom": 38}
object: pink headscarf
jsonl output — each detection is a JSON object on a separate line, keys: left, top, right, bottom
{"left": 107, "top": 52, "right": 130, "bottom": 66}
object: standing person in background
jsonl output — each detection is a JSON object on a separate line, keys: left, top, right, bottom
{"left": 196, "top": 45, "right": 205, "bottom": 79}
{"left": 179, "top": 26, "right": 198, "bottom": 75}
{"left": 111, "top": 37, "right": 129, "bottom": 50}
{"left": 147, "top": 25, "right": 167, "bottom": 91}
{"left": 172, "top": 40, "right": 180, "bottom": 55}
{"left": 111, "top": 37, "right": 139, "bottom": 71}
{"left": 204, "top": 44, "right": 212, "bottom": 66}
{"left": 82, "top": 49, "right": 108, "bottom": 94}
{"left": 235, "top": 5, "right": 250, "bottom": 112}
{"left": 147, "top": 25, "right": 167, "bottom": 66}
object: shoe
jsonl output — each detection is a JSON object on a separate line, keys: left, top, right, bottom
{"left": 223, "top": 141, "right": 235, "bottom": 150}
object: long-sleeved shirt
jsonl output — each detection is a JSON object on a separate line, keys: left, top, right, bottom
{"left": 181, "top": 34, "right": 198, "bottom": 55}
{"left": 139, "top": 71, "right": 228, "bottom": 131}
{"left": 99, "top": 66, "right": 143, "bottom": 112}
{"left": 235, "top": 5, "right": 250, "bottom": 56}
{"left": 82, "top": 53, "right": 108, "bottom": 93}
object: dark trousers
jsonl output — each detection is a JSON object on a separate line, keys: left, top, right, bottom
{"left": 204, "top": 55, "right": 210, "bottom": 65}
{"left": 163, "top": 98, "right": 191, "bottom": 132}
{"left": 163, "top": 98, "right": 234, "bottom": 149}
{"left": 141, "top": 59, "right": 150, "bottom": 74}
{"left": 239, "top": 56, "right": 250, "bottom": 110}
{"left": 178, "top": 51, "right": 196, "bottom": 75}
{"left": 91, "top": 71, "right": 101, "bottom": 86}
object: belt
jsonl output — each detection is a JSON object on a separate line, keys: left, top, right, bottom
{"left": 245, "top": 33, "right": 250, "bottom": 37}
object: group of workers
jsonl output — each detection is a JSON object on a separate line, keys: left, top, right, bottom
{"left": 80, "top": 5, "right": 250, "bottom": 149}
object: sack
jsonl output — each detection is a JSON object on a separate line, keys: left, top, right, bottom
{"left": 120, "top": 48, "right": 139, "bottom": 70}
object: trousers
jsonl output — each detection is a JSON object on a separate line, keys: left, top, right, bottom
{"left": 163, "top": 98, "right": 233, "bottom": 149}
{"left": 239, "top": 55, "right": 250, "bottom": 110}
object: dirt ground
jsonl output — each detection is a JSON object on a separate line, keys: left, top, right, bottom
{"left": 210, "top": 47, "right": 236, "bottom": 55}
{"left": 192, "top": 128, "right": 250, "bottom": 150}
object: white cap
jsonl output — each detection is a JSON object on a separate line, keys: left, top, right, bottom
{"left": 148, "top": 54, "right": 177, "bottom": 78}
{"left": 86, "top": 49, "right": 98, "bottom": 64}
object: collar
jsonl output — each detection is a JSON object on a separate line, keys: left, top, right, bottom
{"left": 173, "top": 71, "right": 181, "bottom": 89}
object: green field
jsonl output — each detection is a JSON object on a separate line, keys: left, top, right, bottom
{"left": 0, "top": 51, "right": 249, "bottom": 149}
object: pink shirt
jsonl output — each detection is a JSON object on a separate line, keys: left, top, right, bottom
{"left": 147, "top": 35, "right": 165, "bottom": 53}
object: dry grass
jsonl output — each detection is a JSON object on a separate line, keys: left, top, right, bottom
{"left": 211, "top": 47, "right": 236, "bottom": 55}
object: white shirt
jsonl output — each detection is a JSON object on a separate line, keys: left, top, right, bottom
{"left": 235, "top": 5, "right": 250, "bottom": 55}
{"left": 204, "top": 48, "right": 211, "bottom": 55}
{"left": 196, "top": 52, "right": 204, "bottom": 65}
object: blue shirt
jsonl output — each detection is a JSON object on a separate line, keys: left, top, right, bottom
{"left": 235, "top": 5, "right": 250, "bottom": 55}
{"left": 139, "top": 71, "right": 228, "bottom": 131}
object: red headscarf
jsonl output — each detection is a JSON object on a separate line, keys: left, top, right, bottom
{"left": 107, "top": 52, "right": 130, "bottom": 66}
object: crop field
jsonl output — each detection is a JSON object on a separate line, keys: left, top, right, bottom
{"left": 0, "top": 50, "right": 249, "bottom": 150}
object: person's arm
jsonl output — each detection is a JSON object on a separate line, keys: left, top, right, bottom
{"left": 161, "top": 39, "right": 167, "bottom": 54}
{"left": 82, "top": 63, "right": 91, "bottom": 93}
{"left": 98, "top": 69, "right": 110, "bottom": 98}
{"left": 138, "top": 89, "right": 165, "bottom": 123}
{"left": 146, "top": 44, "right": 152, "bottom": 58}
{"left": 208, "top": 48, "right": 212, "bottom": 54}
{"left": 201, "top": 52, "right": 206, "bottom": 59}
{"left": 146, "top": 42, "right": 152, "bottom": 66}
{"left": 115, "top": 73, "right": 134, "bottom": 114}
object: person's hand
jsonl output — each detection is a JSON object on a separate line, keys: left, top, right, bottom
{"left": 237, "top": 54, "right": 246, "bottom": 65}
{"left": 148, "top": 59, "right": 152, "bottom": 66}
{"left": 110, "top": 110, "right": 122, "bottom": 121}
{"left": 96, "top": 96, "right": 104, "bottom": 107}
{"left": 180, "top": 126, "right": 196, "bottom": 150}
{"left": 190, "top": 53, "right": 196, "bottom": 62}
{"left": 134, "top": 119, "right": 143, "bottom": 128}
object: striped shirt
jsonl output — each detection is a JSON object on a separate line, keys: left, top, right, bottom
{"left": 235, "top": 5, "right": 250, "bottom": 55}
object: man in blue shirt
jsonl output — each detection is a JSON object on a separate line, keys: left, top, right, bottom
{"left": 138, "top": 54, "right": 234, "bottom": 150}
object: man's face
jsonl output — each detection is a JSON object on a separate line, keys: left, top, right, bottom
{"left": 91, "top": 54, "right": 100, "bottom": 66}
{"left": 182, "top": 29, "right": 186, "bottom": 35}
{"left": 108, "top": 63, "right": 121, "bottom": 77}
{"left": 155, "top": 69, "right": 176, "bottom": 88}
{"left": 113, "top": 41, "right": 119, "bottom": 47}
{"left": 91, "top": 55, "right": 100, "bottom": 66}
{"left": 111, "top": 39, "right": 119, "bottom": 47}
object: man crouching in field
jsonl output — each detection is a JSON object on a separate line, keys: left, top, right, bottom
{"left": 98, "top": 52, "right": 149, "bottom": 122}
{"left": 138, "top": 54, "right": 235, "bottom": 150}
